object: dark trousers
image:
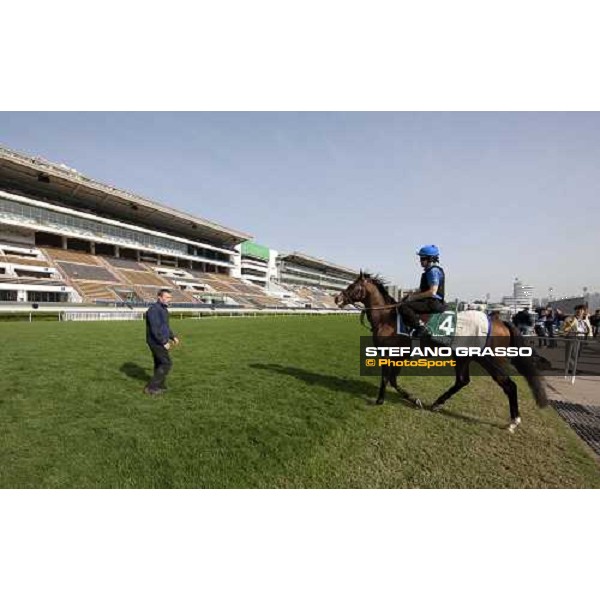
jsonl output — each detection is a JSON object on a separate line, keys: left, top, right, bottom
{"left": 398, "top": 298, "right": 446, "bottom": 329}
{"left": 147, "top": 343, "right": 172, "bottom": 390}
{"left": 534, "top": 325, "right": 548, "bottom": 347}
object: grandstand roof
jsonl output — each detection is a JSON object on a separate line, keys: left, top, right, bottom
{"left": 279, "top": 251, "right": 358, "bottom": 276}
{"left": 0, "top": 144, "right": 251, "bottom": 249}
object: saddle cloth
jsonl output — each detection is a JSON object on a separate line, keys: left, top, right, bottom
{"left": 397, "top": 309, "right": 490, "bottom": 349}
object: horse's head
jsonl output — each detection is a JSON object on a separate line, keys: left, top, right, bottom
{"left": 335, "top": 271, "right": 369, "bottom": 307}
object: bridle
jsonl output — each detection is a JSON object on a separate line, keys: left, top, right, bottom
{"left": 338, "top": 282, "right": 404, "bottom": 338}
{"left": 337, "top": 279, "right": 402, "bottom": 311}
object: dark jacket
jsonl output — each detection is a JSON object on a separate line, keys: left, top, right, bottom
{"left": 146, "top": 301, "right": 175, "bottom": 346}
{"left": 513, "top": 310, "right": 533, "bottom": 327}
{"left": 419, "top": 265, "right": 445, "bottom": 301}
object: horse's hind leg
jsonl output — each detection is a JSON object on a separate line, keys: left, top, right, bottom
{"left": 479, "top": 358, "right": 520, "bottom": 432}
{"left": 431, "top": 358, "right": 471, "bottom": 411}
{"left": 389, "top": 367, "right": 423, "bottom": 409}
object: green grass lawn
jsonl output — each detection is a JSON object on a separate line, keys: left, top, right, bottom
{"left": 1, "top": 315, "right": 598, "bottom": 488}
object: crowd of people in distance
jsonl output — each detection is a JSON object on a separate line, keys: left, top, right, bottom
{"left": 509, "top": 304, "right": 600, "bottom": 346}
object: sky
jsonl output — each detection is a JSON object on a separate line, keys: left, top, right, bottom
{"left": 0, "top": 112, "right": 598, "bottom": 301}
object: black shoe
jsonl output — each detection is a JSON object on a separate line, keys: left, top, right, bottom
{"left": 411, "top": 326, "right": 428, "bottom": 339}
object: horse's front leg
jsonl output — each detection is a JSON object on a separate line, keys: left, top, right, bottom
{"left": 389, "top": 367, "right": 422, "bottom": 409}
{"left": 376, "top": 366, "right": 387, "bottom": 404}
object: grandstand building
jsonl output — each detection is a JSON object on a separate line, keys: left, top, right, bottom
{"left": 546, "top": 296, "right": 585, "bottom": 314}
{"left": 236, "top": 240, "right": 277, "bottom": 288}
{"left": 0, "top": 145, "right": 290, "bottom": 308}
{"left": 274, "top": 252, "right": 358, "bottom": 308}
{"left": 545, "top": 294, "right": 600, "bottom": 313}
{"left": 277, "top": 252, "right": 357, "bottom": 292}
{"left": 0, "top": 144, "right": 371, "bottom": 311}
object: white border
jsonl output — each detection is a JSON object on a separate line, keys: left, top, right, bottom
{"left": 2, "top": 2, "right": 599, "bottom": 598}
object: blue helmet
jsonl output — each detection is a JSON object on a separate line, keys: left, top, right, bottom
{"left": 417, "top": 244, "right": 440, "bottom": 258}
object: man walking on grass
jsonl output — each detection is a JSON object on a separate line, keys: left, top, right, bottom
{"left": 144, "top": 289, "right": 179, "bottom": 395}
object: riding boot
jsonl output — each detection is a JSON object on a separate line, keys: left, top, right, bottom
{"left": 411, "top": 325, "right": 428, "bottom": 339}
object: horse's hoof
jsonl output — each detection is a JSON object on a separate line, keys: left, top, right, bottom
{"left": 375, "top": 398, "right": 385, "bottom": 405}
{"left": 430, "top": 402, "right": 444, "bottom": 412}
{"left": 414, "top": 398, "right": 423, "bottom": 409}
{"left": 508, "top": 417, "right": 522, "bottom": 433}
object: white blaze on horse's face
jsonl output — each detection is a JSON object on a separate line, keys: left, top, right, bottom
{"left": 336, "top": 274, "right": 369, "bottom": 307}
{"left": 336, "top": 288, "right": 351, "bottom": 307}
{"left": 339, "top": 278, "right": 365, "bottom": 305}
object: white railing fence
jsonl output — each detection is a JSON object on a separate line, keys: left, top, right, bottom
{"left": 60, "top": 311, "right": 144, "bottom": 322}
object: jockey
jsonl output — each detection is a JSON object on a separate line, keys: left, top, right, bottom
{"left": 398, "top": 244, "right": 447, "bottom": 337}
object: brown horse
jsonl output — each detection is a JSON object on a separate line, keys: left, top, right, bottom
{"left": 335, "top": 272, "right": 548, "bottom": 432}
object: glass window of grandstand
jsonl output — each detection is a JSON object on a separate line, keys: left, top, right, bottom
{"left": 67, "top": 238, "right": 91, "bottom": 252}
{"left": 0, "top": 290, "right": 18, "bottom": 302}
{"left": 95, "top": 243, "right": 116, "bottom": 257}
{"left": 120, "top": 247, "right": 138, "bottom": 260}
{"left": 187, "top": 244, "right": 231, "bottom": 264}
{"left": 26, "top": 291, "right": 68, "bottom": 303}
{"left": 0, "top": 197, "right": 185, "bottom": 255}
{"left": 15, "top": 268, "right": 52, "bottom": 279}
{"left": 35, "top": 231, "right": 63, "bottom": 248}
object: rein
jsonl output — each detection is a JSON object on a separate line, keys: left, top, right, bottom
{"left": 361, "top": 302, "right": 401, "bottom": 311}
{"left": 359, "top": 302, "right": 401, "bottom": 331}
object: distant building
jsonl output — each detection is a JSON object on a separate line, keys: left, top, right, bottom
{"left": 547, "top": 296, "right": 585, "bottom": 314}
{"left": 546, "top": 292, "right": 599, "bottom": 313}
{"left": 502, "top": 279, "right": 534, "bottom": 312}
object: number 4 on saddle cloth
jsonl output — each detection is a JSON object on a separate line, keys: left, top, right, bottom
{"left": 396, "top": 308, "right": 492, "bottom": 349}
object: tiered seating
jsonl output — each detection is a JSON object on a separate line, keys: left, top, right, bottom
{"left": 133, "top": 286, "right": 192, "bottom": 303}
{"left": 113, "top": 264, "right": 194, "bottom": 302}
{"left": 110, "top": 287, "right": 141, "bottom": 302}
{"left": 58, "top": 262, "right": 118, "bottom": 282}
{"left": 0, "top": 245, "right": 64, "bottom": 290}
{"left": 152, "top": 269, "right": 210, "bottom": 299}
{"left": 41, "top": 248, "right": 123, "bottom": 302}
{"left": 129, "top": 286, "right": 156, "bottom": 302}
{"left": 0, "top": 255, "right": 50, "bottom": 268}
{"left": 44, "top": 248, "right": 100, "bottom": 265}
{"left": 76, "top": 281, "right": 120, "bottom": 302}
{"left": 248, "top": 295, "right": 287, "bottom": 308}
{"left": 0, "top": 277, "right": 68, "bottom": 286}
{"left": 34, "top": 246, "right": 299, "bottom": 308}
{"left": 197, "top": 275, "right": 237, "bottom": 293}
{"left": 193, "top": 273, "right": 288, "bottom": 307}
{"left": 279, "top": 285, "right": 338, "bottom": 308}
{"left": 310, "top": 289, "right": 337, "bottom": 308}
{"left": 104, "top": 257, "right": 147, "bottom": 271}
{"left": 222, "top": 294, "right": 254, "bottom": 307}
{"left": 229, "top": 282, "right": 266, "bottom": 294}
{"left": 118, "top": 270, "right": 165, "bottom": 286}
{"left": 295, "top": 288, "right": 312, "bottom": 300}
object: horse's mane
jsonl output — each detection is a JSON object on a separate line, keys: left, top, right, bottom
{"left": 362, "top": 272, "right": 396, "bottom": 304}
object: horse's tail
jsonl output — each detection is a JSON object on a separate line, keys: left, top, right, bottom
{"left": 502, "top": 320, "right": 549, "bottom": 408}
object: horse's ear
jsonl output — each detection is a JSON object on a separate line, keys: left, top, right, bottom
{"left": 359, "top": 269, "right": 363, "bottom": 278}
